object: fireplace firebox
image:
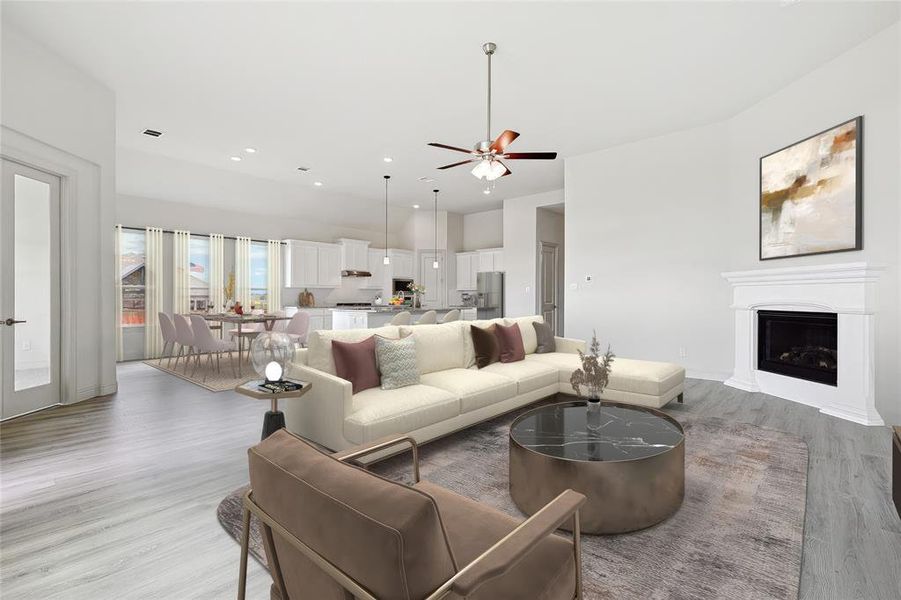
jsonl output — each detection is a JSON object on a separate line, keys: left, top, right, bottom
{"left": 757, "top": 310, "right": 837, "bottom": 386}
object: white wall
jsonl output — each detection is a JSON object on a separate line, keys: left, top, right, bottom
{"left": 565, "top": 24, "right": 900, "bottom": 421}
{"left": 463, "top": 209, "right": 503, "bottom": 250}
{"left": 1, "top": 25, "right": 117, "bottom": 402}
{"left": 503, "top": 189, "right": 565, "bottom": 319}
{"left": 536, "top": 207, "right": 565, "bottom": 333}
{"left": 566, "top": 122, "right": 733, "bottom": 379}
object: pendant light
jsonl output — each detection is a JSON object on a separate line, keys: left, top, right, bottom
{"left": 383, "top": 175, "right": 391, "bottom": 265}
{"left": 432, "top": 189, "right": 440, "bottom": 269}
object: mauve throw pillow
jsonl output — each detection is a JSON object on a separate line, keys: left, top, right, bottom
{"left": 332, "top": 337, "right": 380, "bottom": 394}
{"left": 533, "top": 321, "right": 556, "bottom": 354}
{"left": 471, "top": 324, "right": 500, "bottom": 369}
{"left": 495, "top": 322, "right": 526, "bottom": 363}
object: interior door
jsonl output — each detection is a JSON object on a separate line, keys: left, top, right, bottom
{"left": 419, "top": 251, "right": 445, "bottom": 307}
{"left": 1, "top": 159, "right": 61, "bottom": 419}
{"left": 538, "top": 242, "right": 558, "bottom": 335}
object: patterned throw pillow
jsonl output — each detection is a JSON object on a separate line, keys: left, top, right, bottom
{"left": 533, "top": 321, "right": 557, "bottom": 354}
{"left": 376, "top": 336, "right": 419, "bottom": 390}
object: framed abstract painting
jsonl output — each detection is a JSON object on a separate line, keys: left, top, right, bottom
{"left": 759, "top": 116, "right": 862, "bottom": 260}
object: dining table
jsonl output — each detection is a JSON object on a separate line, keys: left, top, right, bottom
{"left": 202, "top": 313, "right": 291, "bottom": 377}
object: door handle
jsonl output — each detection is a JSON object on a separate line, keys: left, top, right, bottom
{"left": 4, "top": 318, "right": 26, "bottom": 326}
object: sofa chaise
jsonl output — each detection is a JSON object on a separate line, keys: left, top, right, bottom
{"left": 283, "top": 316, "right": 685, "bottom": 453}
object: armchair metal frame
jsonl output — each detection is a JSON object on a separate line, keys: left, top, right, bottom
{"left": 238, "top": 433, "right": 584, "bottom": 600}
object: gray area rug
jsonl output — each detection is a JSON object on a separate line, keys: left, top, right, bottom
{"left": 218, "top": 410, "right": 808, "bottom": 599}
{"left": 143, "top": 358, "right": 255, "bottom": 391}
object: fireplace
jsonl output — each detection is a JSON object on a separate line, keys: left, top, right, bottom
{"left": 757, "top": 310, "right": 837, "bottom": 386}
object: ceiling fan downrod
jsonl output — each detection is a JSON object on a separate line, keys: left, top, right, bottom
{"left": 482, "top": 42, "right": 496, "bottom": 152}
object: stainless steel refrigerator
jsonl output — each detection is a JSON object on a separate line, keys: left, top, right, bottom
{"left": 476, "top": 272, "right": 504, "bottom": 320}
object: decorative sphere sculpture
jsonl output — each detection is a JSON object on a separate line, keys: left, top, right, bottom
{"left": 250, "top": 331, "right": 295, "bottom": 382}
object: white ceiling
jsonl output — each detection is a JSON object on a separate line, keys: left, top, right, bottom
{"left": 3, "top": 1, "right": 897, "bottom": 214}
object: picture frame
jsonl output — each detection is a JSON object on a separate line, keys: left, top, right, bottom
{"left": 759, "top": 116, "right": 862, "bottom": 261}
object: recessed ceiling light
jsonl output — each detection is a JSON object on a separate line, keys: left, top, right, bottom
{"left": 413, "top": 204, "right": 420, "bottom": 209}
{"left": 142, "top": 129, "right": 163, "bottom": 137}
{"left": 230, "top": 156, "right": 242, "bottom": 162}
{"left": 314, "top": 181, "right": 323, "bottom": 187}
{"left": 417, "top": 176, "right": 436, "bottom": 183}
{"left": 383, "top": 157, "right": 393, "bottom": 163}
{"left": 244, "top": 147, "right": 257, "bottom": 154}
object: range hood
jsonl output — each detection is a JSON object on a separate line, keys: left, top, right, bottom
{"left": 341, "top": 269, "right": 372, "bottom": 278}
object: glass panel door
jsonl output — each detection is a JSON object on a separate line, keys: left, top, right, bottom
{"left": 1, "top": 159, "right": 61, "bottom": 419}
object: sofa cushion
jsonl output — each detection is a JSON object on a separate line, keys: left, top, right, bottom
{"left": 308, "top": 326, "right": 400, "bottom": 375}
{"left": 495, "top": 322, "right": 526, "bottom": 363}
{"left": 421, "top": 368, "right": 518, "bottom": 413}
{"left": 533, "top": 321, "right": 556, "bottom": 354}
{"left": 415, "top": 480, "right": 576, "bottom": 600}
{"left": 471, "top": 324, "right": 500, "bottom": 369}
{"left": 481, "top": 359, "right": 558, "bottom": 395}
{"left": 332, "top": 336, "right": 379, "bottom": 394}
{"left": 506, "top": 315, "right": 544, "bottom": 355}
{"left": 376, "top": 335, "right": 419, "bottom": 390}
{"left": 344, "top": 384, "right": 460, "bottom": 444}
{"left": 400, "top": 323, "right": 466, "bottom": 375}
{"left": 527, "top": 354, "right": 685, "bottom": 396}
{"left": 248, "top": 430, "right": 457, "bottom": 600}
{"left": 460, "top": 318, "right": 508, "bottom": 367}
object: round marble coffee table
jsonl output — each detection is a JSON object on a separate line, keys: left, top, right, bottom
{"left": 509, "top": 400, "right": 685, "bottom": 534}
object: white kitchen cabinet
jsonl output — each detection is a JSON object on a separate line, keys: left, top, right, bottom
{"left": 338, "top": 239, "right": 370, "bottom": 271}
{"left": 461, "top": 308, "right": 477, "bottom": 321}
{"left": 388, "top": 249, "right": 415, "bottom": 279}
{"left": 455, "top": 252, "right": 478, "bottom": 290}
{"left": 476, "top": 248, "right": 504, "bottom": 273}
{"left": 365, "top": 248, "right": 387, "bottom": 290}
{"left": 284, "top": 240, "right": 342, "bottom": 288}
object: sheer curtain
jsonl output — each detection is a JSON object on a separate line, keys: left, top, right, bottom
{"left": 144, "top": 227, "right": 164, "bottom": 358}
{"left": 209, "top": 233, "right": 225, "bottom": 312}
{"left": 234, "top": 236, "right": 252, "bottom": 308}
{"left": 267, "top": 240, "right": 282, "bottom": 312}
{"left": 115, "top": 225, "right": 124, "bottom": 361}
{"left": 172, "top": 230, "right": 191, "bottom": 314}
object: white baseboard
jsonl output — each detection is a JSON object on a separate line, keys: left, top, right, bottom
{"left": 819, "top": 404, "right": 885, "bottom": 427}
{"left": 686, "top": 370, "right": 730, "bottom": 382}
{"left": 724, "top": 376, "right": 760, "bottom": 393}
{"left": 76, "top": 382, "right": 118, "bottom": 402}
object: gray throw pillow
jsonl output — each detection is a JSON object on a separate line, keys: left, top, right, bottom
{"left": 533, "top": 321, "right": 556, "bottom": 354}
{"left": 376, "top": 335, "right": 419, "bottom": 390}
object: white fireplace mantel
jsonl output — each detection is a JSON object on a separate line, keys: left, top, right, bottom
{"left": 721, "top": 262, "right": 885, "bottom": 426}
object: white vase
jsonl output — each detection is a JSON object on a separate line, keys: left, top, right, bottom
{"left": 586, "top": 395, "right": 602, "bottom": 431}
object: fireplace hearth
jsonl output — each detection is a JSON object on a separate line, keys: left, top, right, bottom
{"left": 758, "top": 310, "right": 837, "bottom": 386}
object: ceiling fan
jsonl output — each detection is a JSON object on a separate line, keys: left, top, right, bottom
{"left": 428, "top": 42, "right": 557, "bottom": 182}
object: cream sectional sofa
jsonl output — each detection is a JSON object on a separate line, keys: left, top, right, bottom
{"left": 283, "top": 316, "right": 685, "bottom": 452}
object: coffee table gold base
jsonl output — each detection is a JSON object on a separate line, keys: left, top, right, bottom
{"left": 509, "top": 403, "right": 684, "bottom": 535}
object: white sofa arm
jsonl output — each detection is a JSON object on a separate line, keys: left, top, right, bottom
{"left": 555, "top": 336, "right": 586, "bottom": 354}
{"left": 283, "top": 361, "right": 353, "bottom": 452}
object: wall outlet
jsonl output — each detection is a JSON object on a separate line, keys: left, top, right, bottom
{"left": 22, "top": 341, "right": 31, "bottom": 351}
{"left": 679, "top": 347, "right": 687, "bottom": 358}
{"left": 525, "top": 286, "right": 531, "bottom": 294}
{"left": 569, "top": 283, "right": 577, "bottom": 291}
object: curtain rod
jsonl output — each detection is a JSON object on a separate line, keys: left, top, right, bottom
{"left": 118, "top": 225, "right": 286, "bottom": 245}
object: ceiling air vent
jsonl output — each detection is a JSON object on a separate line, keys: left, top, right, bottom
{"left": 296, "top": 166, "right": 310, "bottom": 172}
{"left": 142, "top": 129, "right": 163, "bottom": 137}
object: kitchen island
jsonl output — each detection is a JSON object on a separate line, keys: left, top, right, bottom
{"left": 331, "top": 307, "right": 476, "bottom": 329}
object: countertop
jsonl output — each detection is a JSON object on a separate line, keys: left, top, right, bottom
{"left": 331, "top": 306, "right": 474, "bottom": 313}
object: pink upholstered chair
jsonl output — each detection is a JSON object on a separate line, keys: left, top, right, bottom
{"left": 172, "top": 314, "right": 195, "bottom": 374}
{"left": 189, "top": 315, "right": 237, "bottom": 380}
{"left": 158, "top": 312, "right": 178, "bottom": 366}
{"left": 284, "top": 312, "right": 311, "bottom": 347}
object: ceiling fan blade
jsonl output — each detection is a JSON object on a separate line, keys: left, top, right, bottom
{"left": 501, "top": 152, "right": 558, "bottom": 160}
{"left": 428, "top": 142, "right": 477, "bottom": 154}
{"left": 498, "top": 161, "right": 512, "bottom": 177}
{"left": 489, "top": 130, "right": 520, "bottom": 154}
{"left": 437, "top": 158, "right": 478, "bottom": 170}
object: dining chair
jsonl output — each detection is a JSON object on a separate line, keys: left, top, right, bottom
{"left": 271, "top": 311, "right": 288, "bottom": 333}
{"left": 415, "top": 310, "right": 437, "bottom": 325}
{"left": 158, "top": 312, "right": 178, "bottom": 366}
{"left": 172, "top": 314, "right": 196, "bottom": 374}
{"left": 189, "top": 315, "right": 237, "bottom": 381}
{"left": 389, "top": 311, "right": 412, "bottom": 326}
{"left": 231, "top": 323, "right": 263, "bottom": 362}
{"left": 439, "top": 309, "right": 461, "bottom": 324}
{"left": 284, "top": 312, "right": 311, "bottom": 347}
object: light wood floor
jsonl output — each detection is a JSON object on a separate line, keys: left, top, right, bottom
{"left": 2, "top": 363, "right": 899, "bottom": 599}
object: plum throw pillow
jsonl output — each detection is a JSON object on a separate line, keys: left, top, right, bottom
{"left": 471, "top": 324, "right": 500, "bottom": 369}
{"left": 376, "top": 336, "right": 419, "bottom": 390}
{"left": 332, "top": 336, "right": 380, "bottom": 394}
{"left": 533, "top": 321, "right": 556, "bottom": 354}
{"left": 495, "top": 322, "right": 526, "bottom": 363}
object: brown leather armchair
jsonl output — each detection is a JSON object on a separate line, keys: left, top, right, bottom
{"left": 238, "top": 429, "right": 587, "bottom": 600}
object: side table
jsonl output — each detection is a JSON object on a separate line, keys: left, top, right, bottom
{"left": 235, "top": 379, "right": 312, "bottom": 440}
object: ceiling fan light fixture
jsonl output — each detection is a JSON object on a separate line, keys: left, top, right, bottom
{"left": 471, "top": 159, "right": 493, "bottom": 180}
{"left": 485, "top": 160, "right": 507, "bottom": 181}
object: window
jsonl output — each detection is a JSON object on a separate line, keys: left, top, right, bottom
{"left": 120, "top": 230, "right": 146, "bottom": 326}
{"left": 250, "top": 241, "right": 268, "bottom": 310}
{"left": 189, "top": 235, "right": 210, "bottom": 312}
